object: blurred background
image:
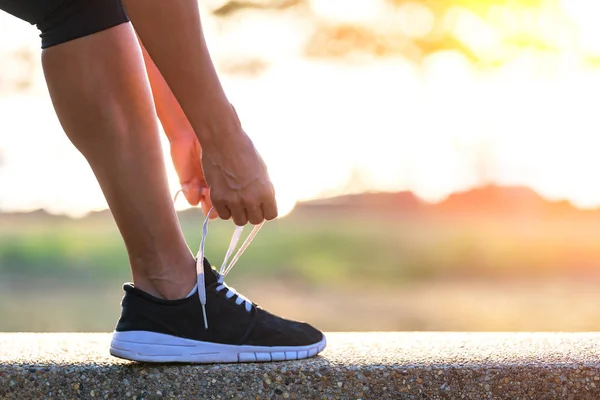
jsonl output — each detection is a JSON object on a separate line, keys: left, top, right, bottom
{"left": 2, "top": 0, "right": 600, "bottom": 332}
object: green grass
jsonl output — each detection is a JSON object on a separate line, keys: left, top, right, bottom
{"left": 4, "top": 209, "right": 600, "bottom": 331}
{"left": 3, "top": 209, "right": 600, "bottom": 286}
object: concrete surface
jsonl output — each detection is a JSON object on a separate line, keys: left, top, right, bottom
{"left": 2, "top": 332, "right": 600, "bottom": 399}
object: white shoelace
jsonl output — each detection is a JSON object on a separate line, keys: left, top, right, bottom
{"left": 196, "top": 208, "right": 264, "bottom": 329}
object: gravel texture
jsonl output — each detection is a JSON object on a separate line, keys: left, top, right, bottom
{"left": 2, "top": 332, "right": 600, "bottom": 399}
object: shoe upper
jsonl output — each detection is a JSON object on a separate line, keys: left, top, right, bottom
{"left": 115, "top": 258, "right": 323, "bottom": 347}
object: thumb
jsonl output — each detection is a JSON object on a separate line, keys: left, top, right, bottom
{"left": 199, "top": 187, "right": 218, "bottom": 219}
{"left": 180, "top": 182, "right": 202, "bottom": 206}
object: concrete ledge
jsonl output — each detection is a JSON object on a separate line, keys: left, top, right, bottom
{"left": 2, "top": 332, "right": 600, "bottom": 399}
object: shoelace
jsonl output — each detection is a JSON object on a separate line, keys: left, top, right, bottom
{"left": 196, "top": 208, "right": 264, "bottom": 329}
{"left": 174, "top": 190, "right": 265, "bottom": 329}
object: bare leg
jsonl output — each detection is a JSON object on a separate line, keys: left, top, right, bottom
{"left": 41, "top": 23, "right": 195, "bottom": 300}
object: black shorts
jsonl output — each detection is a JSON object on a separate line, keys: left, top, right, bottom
{"left": 0, "top": 0, "right": 129, "bottom": 49}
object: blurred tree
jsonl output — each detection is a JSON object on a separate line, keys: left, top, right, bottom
{"left": 212, "top": 0, "right": 304, "bottom": 16}
{"left": 304, "top": 0, "right": 554, "bottom": 64}
{"left": 0, "top": 0, "right": 561, "bottom": 88}
{"left": 387, "top": 0, "right": 544, "bottom": 15}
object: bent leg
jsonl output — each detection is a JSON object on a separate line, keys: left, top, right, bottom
{"left": 41, "top": 22, "right": 195, "bottom": 299}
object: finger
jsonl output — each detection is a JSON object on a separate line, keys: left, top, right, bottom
{"left": 182, "top": 156, "right": 206, "bottom": 206}
{"left": 201, "top": 201, "right": 218, "bottom": 219}
{"left": 213, "top": 200, "right": 232, "bottom": 221}
{"left": 229, "top": 203, "right": 249, "bottom": 226}
{"left": 170, "top": 139, "right": 206, "bottom": 206}
{"left": 261, "top": 199, "right": 278, "bottom": 221}
{"left": 246, "top": 205, "right": 264, "bottom": 225}
{"left": 181, "top": 182, "right": 201, "bottom": 206}
{"left": 199, "top": 188, "right": 219, "bottom": 219}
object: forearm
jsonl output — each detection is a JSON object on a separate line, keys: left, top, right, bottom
{"left": 123, "top": 0, "right": 236, "bottom": 148}
{"left": 139, "top": 40, "right": 192, "bottom": 142}
{"left": 123, "top": 0, "right": 278, "bottom": 224}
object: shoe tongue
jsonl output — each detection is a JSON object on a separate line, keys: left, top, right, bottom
{"left": 201, "top": 258, "right": 219, "bottom": 286}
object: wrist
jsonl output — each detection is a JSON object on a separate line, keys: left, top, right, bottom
{"left": 193, "top": 104, "right": 244, "bottom": 150}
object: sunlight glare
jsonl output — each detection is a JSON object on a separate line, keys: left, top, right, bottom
{"left": 451, "top": 8, "right": 503, "bottom": 62}
{"left": 7, "top": 0, "right": 600, "bottom": 216}
{"left": 560, "top": 0, "right": 600, "bottom": 55}
{"left": 308, "top": 0, "right": 386, "bottom": 23}
{"left": 397, "top": 2, "right": 435, "bottom": 39}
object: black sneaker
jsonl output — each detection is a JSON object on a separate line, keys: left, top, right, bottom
{"left": 109, "top": 258, "right": 326, "bottom": 363}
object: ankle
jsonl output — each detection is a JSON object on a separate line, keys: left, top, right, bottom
{"left": 131, "top": 255, "right": 197, "bottom": 300}
{"left": 134, "top": 276, "right": 196, "bottom": 300}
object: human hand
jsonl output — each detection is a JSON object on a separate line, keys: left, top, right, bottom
{"left": 135, "top": 31, "right": 276, "bottom": 225}
{"left": 200, "top": 109, "right": 278, "bottom": 226}
{"left": 170, "top": 133, "right": 216, "bottom": 218}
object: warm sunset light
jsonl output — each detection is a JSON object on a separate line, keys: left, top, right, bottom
{"left": 3, "top": 0, "right": 600, "bottom": 216}
{"left": 8, "top": 0, "right": 600, "bottom": 351}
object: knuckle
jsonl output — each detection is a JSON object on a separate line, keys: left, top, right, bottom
{"left": 265, "top": 206, "right": 278, "bottom": 220}
{"left": 260, "top": 193, "right": 276, "bottom": 206}
{"left": 226, "top": 195, "right": 243, "bottom": 206}
{"left": 240, "top": 194, "right": 257, "bottom": 207}
{"left": 210, "top": 194, "right": 226, "bottom": 205}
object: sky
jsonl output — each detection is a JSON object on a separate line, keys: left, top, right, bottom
{"left": 2, "top": 0, "right": 600, "bottom": 217}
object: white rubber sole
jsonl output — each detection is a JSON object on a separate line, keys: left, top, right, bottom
{"left": 110, "top": 331, "right": 327, "bottom": 364}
